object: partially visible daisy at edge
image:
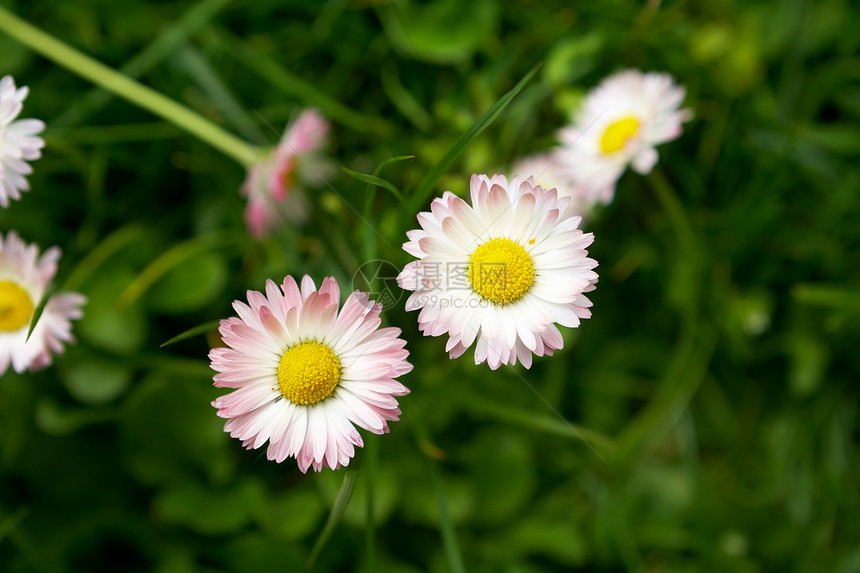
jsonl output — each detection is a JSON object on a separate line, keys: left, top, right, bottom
{"left": 398, "top": 174, "right": 598, "bottom": 370}
{"left": 241, "top": 109, "right": 329, "bottom": 238}
{"left": 556, "top": 69, "right": 692, "bottom": 204}
{"left": 0, "top": 231, "right": 86, "bottom": 375}
{"left": 0, "top": 75, "right": 45, "bottom": 208}
{"left": 210, "top": 275, "right": 412, "bottom": 473}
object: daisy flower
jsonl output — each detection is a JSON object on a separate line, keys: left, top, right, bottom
{"left": 397, "top": 174, "right": 598, "bottom": 370}
{"left": 557, "top": 69, "right": 691, "bottom": 203}
{"left": 241, "top": 109, "right": 329, "bottom": 238}
{"left": 0, "top": 231, "right": 86, "bottom": 375}
{"left": 210, "top": 275, "right": 412, "bottom": 473}
{"left": 0, "top": 75, "right": 45, "bottom": 207}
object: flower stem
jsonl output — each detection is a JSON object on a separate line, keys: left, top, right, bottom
{"left": 0, "top": 6, "right": 261, "bottom": 166}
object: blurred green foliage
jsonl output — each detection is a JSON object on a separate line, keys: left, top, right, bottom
{"left": 1, "top": 0, "right": 859, "bottom": 571}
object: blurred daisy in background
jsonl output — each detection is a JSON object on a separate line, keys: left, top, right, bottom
{"left": 241, "top": 109, "right": 329, "bottom": 238}
{"left": 0, "top": 231, "right": 86, "bottom": 375}
{"left": 398, "top": 174, "right": 598, "bottom": 370}
{"left": 0, "top": 75, "right": 45, "bottom": 208}
{"left": 210, "top": 275, "right": 412, "bottom": 473}
{"left": 511, "top": 152, "right": 596, "bottom": 218}
{"left": 557, "top": 70, "right": 691, "bottom": 204}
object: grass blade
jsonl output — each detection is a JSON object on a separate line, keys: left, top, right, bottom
{"left": 381, "top": 63, "right": 432, "bottom": 131}
{"left": 793, "top": 283, "right": 860, "bottom": 310}
{"left": 177, "top": 43, "right": 267, "bottom": 144}
{"left": 428, "top": 460, "right": 466, "bottom": 573}
{"left": 342, "top": 167, "right": 404, "bottom": 202}
{"left": 376, "top": 155, "right": 416, "bottom": 173}
{"left": 53, "top": 0, "right": 233, "bottom": 126}
{"left": 460, "top": 390, "right": 616, "bottom": 452}
{"left": 24, "top": 293, "right": 50, "bottom": 343}
{"left": 306, "top": 466, "right": 361, "bottom": 568}
{"left": 212, "top": 29, "right": 393, "bottom": 136}
{"left": 160, "top": 320, "right": 222, "bottom": 348}
{"left": 361, "top": 155, "right": 416, "bottom": 261}
{"left": 408, "top": 63, "right": 541, "bottom": 212}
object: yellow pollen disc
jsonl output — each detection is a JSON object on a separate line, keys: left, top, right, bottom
{"left": 468, "top": 237, "right": 535, "bottom": 305}
{"left": 0, "top": 280, "right": 34, "bottom": 333}
{"left": 277, "top": 341, "right": 341, "bottom": 405}
{"left": 600, "top": 116, "right": 641, "bottom": 154}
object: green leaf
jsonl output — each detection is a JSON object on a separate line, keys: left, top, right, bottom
{"left": 77, "top": 264, "right": 148, "bottom": 355}
{"left": 154, "top": 479, "right": 258, "bottom": 535}
{"left": 342, "top": 167, "right": 404, "bottom": 202}
{"left": 544, "top": 33, "right": 604, "bottom": 87}
{"left": 34, "top": 399, "right": 114, "bottom": 436}
{"left": 408, "top": 63, "right": 541, "bottom": 212}
{"left": 117, "top": 233, "right": 238, "bottom": 308}
{"left": 306, "top": 466, "right": 360, "bottom": 568}
{"left": 61, "top": 224, "right": 148, "bottom": 292}
{"left": 253, "top": 488, "right": 324, "bottom": 541}
{"left": 378, "top": 0, "right": 499, "bottom": 64}
{"left": 160, "top": 320, "right": 222, "bottom": 348}
{"left": 468, "top": 429, "right": 535, "bottom": 523}
{"left": 119, "top": 371, "right": 230, "bottom": 486}
{"left": 148, "top": 251, "right": 229, "bottom": 314}
{"left": 60, "top": 353, "right": 132, "bottom": 404}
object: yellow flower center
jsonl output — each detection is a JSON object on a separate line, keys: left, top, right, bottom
{"left": 277, "top": 341, "right": 341, "bottom": 405}
{"left": 468, "top": 237, "right": 535, "bottom": 305}
{"left": 600, "top": 116, "right": 641, "bottom": 154}
{"left": 0, "top": 280, "right": 34, "bottom": 333}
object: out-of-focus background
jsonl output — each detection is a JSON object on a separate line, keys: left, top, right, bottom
{"left": 1, "top": 0, "right": 859, "bottom": 571}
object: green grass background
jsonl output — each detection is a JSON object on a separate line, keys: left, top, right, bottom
{"left": 1, "top": 0, "right": 859, "bottom": 571}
